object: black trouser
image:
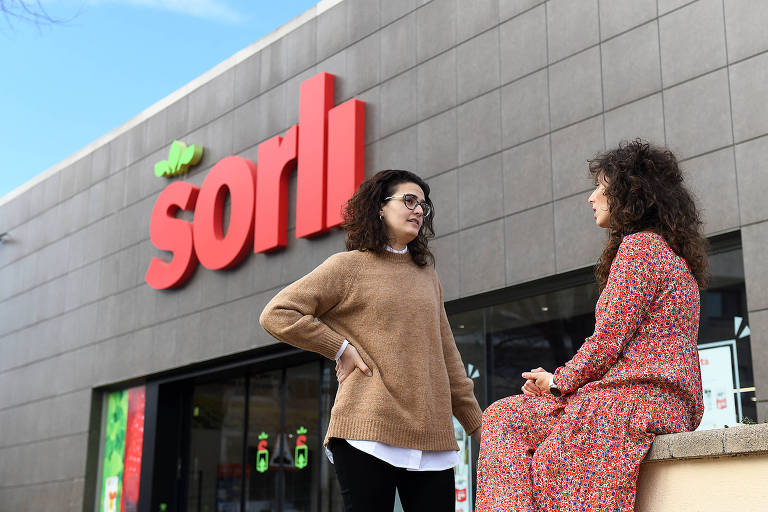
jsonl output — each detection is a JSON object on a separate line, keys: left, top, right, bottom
{"left": 328, "top": 438, "right": 455, "bottom": 512}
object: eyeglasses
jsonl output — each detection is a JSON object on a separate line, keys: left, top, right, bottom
{"left": 384, "top": 193, "right": 432, "bottom": 217}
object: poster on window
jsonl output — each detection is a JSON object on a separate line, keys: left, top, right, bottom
{"left": 101, "top": 386, "right": 146, "bottom": 512}
{"left": 698, "top": 343, "right": 738, "bottom": 430}
{"left": 453, "top": 417, "right": 472, "bottom": 512}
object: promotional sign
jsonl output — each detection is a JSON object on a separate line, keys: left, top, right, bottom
{"left": 294, "top": 426, "right": 308, "bottom": 470}
{"left": 698, "top": 341, "right": 739, "bottom": 430}
{"left": 101, "top": 386, "right": 146, "bottom": 512}
{"left": 453, "top": 417, "right": 472, "bottom": 512}
{"left": 146, "top": 72, "right": 365, "bottom": 290}
{"left": 256, "top": 432, "right": 269, "bottom": 474}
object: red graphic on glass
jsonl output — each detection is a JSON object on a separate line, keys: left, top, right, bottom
{"left": 121, "top": 387, "right": 146, "bottom": 512}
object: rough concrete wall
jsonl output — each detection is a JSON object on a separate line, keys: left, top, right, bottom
{"left": 636, "top": 454, "right": 768, "bottom": 511}
{"left": 2, "top": 0, "right": 768, "bottom": 509}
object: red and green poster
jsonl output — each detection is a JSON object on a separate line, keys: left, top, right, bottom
{"left": 101, "top": 386, "right": 146, "bottom": 512}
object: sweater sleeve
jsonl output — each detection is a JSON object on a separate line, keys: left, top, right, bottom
{"left": 436, "top": 276, "right": 483, "bottom": 435}
{"left": 259, "top": 253, "right": 359, "bottom": 360}
{"left": 554, "top": 234, "right": 660, "bottom": 395}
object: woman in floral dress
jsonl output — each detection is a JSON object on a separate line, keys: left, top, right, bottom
{"left": 476, "top": 140, "right": 708, "bottom": 511}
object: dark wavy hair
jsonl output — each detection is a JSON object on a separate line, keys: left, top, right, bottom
{"left": 342, "top": 170, "right": 435, "bottom": 266}
{"left": 588, "top": 140, "right": 709, "bottom": 289}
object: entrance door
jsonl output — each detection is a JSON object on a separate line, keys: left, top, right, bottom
{"left": 244, "top": 369, "right": 282, "bottom": 511}
{"left": 245, "top": 363, "right": 321, "bottom": 511}
{"left": 186, "top": 376, "right": 246, "bottom": 512}
{"left": 151, "top": 358, "right": 325, "bottom": 512}
{"left": 281, "top": 364, "right": 322, "bottom": 511}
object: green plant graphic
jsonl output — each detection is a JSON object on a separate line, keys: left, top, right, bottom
{"left": 154, "top": 140, "right": 203, "bottom": 178}
{"left": 101, "top": 390, "right": 128, "bottom": 512}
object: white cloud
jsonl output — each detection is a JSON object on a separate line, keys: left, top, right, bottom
{"left": 45, "top": 0, "right": 247, "bottom": 24}
{"left": 118, "top": 0, "right": 245, "bottom": 23}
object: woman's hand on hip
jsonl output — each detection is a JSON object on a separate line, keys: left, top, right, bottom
{"left": 335, "top": 344, "right": 372, "bottom": 383}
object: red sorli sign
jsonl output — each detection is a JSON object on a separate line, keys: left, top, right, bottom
{"left": 145, "top": 72, "right": 365, "bottom": 290}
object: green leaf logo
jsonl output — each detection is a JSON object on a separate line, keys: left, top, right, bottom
{"left": 168, "top": 141, "right": 183, "bottom": 171}
{"left": 154, "top": 160, "right": 170, "bottom": 178}
{"left": 155, "top": 140, "right": 204, "bottom": 178}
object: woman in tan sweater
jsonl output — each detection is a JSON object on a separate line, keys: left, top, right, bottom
{"left": 260, "top": 169, "right": 482, "bottom": 511}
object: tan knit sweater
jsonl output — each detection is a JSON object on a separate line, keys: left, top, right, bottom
{"left": 259, "top": 250, "right": 483, "bottom": 451}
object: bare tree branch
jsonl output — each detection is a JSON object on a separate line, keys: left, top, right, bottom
{"left": 0, "top": 0, "right": 61, "bottom": 28}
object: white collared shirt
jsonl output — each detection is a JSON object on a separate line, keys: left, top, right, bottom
{"left": 325, "top": 245, "right": 459, "bottom": 471}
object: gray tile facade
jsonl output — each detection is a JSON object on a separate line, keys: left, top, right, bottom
{"left": 2, "top": 0, "right": 768, "bottom": 508}
{"left": 500, "top": 4, "right": 547, "bottom": 83}
{"left": 601, "top": 21, "right": 661, "bottom": 110}
{"left": 658, "top": 0, "right": 726, "bottom": 87}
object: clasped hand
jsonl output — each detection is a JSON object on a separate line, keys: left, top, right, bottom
{"left": 521, "top": 367, "right": 553, "bottom": 396}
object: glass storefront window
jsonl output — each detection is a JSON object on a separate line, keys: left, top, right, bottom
{"left": 283, "top": 364, "right": 322, "bottom": 511}
{"left": 320, "top": 360, "right": 343, "bottom": 512}
{"left": 246, "top": 370, "right": 282, "bottom": 512}
{"left": 449, "top": 310, "right": 488, "bottom": 407}
{"left": 486, "top": 284, "right": 599, "bottom": 403}
{"left": 187, "top": 377, "right": 246, "bottom": 512}
{"left": 155, "top": 359, "right": 334, "bottom": 512}
{"left": 697, "top": 244, "right": 754, "bottom": 427}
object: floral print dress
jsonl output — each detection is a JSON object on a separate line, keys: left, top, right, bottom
{"left": 476, "top": 232, "right": 704, "bottom": 511}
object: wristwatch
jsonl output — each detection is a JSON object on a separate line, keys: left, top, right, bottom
{"left": 548, "top": 374, "right": 562, "bottom": 397}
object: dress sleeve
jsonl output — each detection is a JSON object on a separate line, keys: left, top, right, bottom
{"left": 436, "top": 277, "right": 483, "bottom": 435}
{"left": 554, "top": 234, "right": 660, "bottom": 394}
{"left": 259, "top": 253, "right": 359, "bottom": 360}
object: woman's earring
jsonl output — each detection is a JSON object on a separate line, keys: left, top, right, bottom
{"left": 379, "top": 215, "right": 383, "bottom": 220}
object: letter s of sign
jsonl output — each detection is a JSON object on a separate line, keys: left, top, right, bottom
{"left": 145, "top": 181, "right": 199, "bottom": 289}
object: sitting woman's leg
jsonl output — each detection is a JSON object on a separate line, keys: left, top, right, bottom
{"left": 530, "top": 395, "right": 654, "bottom": 512}
{"left": 476, "top": 395, "right": 565, "bottom": 511}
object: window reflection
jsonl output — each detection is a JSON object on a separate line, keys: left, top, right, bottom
{"left": 698, "top": 247, "right": 754, "bottom": 425}
{"left": 187, "top": 377, "right": 246, "bottom": 512}
{"left": 448, "top": 244, "right": 754, "bottom": 423}
{"left": 283, "top": 363, "right": 321, "bottom": 511}
{"left": 246, "top": 370, "right": 282, "bottom": 512}
{"left": 485, "top": 285, "right": 599, "bottom": 402}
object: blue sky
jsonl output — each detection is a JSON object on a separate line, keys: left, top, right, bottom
{"left": 0, "top": 0, "right": 320, "bottom": 199}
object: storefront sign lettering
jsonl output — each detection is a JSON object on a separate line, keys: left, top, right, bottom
{"left": 145, "top": 72, "right": 365, "bottom": 290}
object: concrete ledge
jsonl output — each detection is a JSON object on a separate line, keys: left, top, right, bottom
{"left": 636, "top": 425, "right": 768, "bottom": 511}
{"left": 644, "top": 423, "right": 768, "bottom": 461}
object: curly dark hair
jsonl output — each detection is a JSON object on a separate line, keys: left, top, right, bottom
{"left": 342, "top": 170, "right": 435, "bottom": 266}
{"left": 588, "top": 140, "right": 709, "bottom": 289}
